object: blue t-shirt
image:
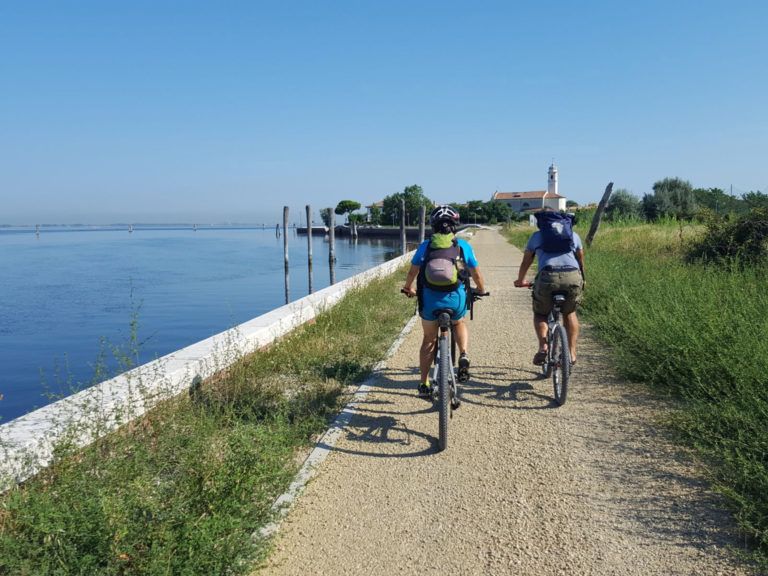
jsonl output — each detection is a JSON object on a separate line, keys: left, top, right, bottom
{"left": 525, "top": 230, "right": 582, "bottom": 271}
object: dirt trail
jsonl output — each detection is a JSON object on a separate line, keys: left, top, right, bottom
{"left": 255, "top": 229, "right": 752, "bottom": 576}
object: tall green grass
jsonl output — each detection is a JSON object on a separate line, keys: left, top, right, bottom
{"left": 503, "top": 220, "right": 768, "bottom": 563}
{"left": 0, "top": 268, "right": 414, "bottom": 575}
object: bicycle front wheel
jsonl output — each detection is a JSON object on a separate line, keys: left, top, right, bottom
{"left": 438, "top": 335, "right": 451, "bottom": 451}
{"left": 551, "top": 324, "right": 571, "bottom": 406}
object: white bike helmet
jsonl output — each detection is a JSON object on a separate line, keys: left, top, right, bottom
{"left": 429, "top": 205, "right": 460, "bottom": 233}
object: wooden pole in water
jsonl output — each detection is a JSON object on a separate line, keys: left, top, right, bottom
{"left": 283, "top": 206, "right": 290, "bottom": 303}
{"left": 328, "top": 209, "right": 336, "bottom": 263}
{"left": 328, "top": 209, "right": 336, "bottom": 284}
{"left": 418, "top": 205, "right": 426, "bottom": 243}
{"left": 306, "top": 205, "right": 313, "bottom": 294}
{"left": 400, "top": 198, "right": 407, "bottom": 255}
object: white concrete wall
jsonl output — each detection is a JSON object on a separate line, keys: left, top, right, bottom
{"left": 0, "top": 252, "right": 413, "bottom": 490}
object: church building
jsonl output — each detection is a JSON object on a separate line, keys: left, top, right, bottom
{"left": 491, "top": 164, "right": 567, "bottom": 213}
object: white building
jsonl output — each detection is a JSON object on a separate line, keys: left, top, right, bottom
{"left": 491, "top": 164, "right": 567, "bottom": 213}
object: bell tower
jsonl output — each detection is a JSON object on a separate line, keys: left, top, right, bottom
{"left": 547, "top": 162, "right": 558, "bottom": 197}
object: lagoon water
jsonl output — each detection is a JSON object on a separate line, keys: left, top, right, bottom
{"left": 0, "top": 225, "right": 405, "bottom": 423}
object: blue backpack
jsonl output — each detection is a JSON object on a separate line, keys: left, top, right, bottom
{"left": 534, "top": 211, "right": 575, "bottom": 253}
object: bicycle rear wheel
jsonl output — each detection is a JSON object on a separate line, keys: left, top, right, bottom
{"left": 438, "top": 334, "right": 451, "bottom": 451}
{"left": 551, "top": 324, "right": 571, "bottom": 406}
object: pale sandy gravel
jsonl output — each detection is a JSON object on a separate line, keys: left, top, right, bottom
{"left": 253, "top": 229, "right": 756, "bottom": 576}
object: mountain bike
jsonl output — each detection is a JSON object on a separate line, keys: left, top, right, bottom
{"left": 520, "top": 282, "right": 570, "bottom": 406}
{"left": 402, "top": 287, "right": 488, "bottom": 451}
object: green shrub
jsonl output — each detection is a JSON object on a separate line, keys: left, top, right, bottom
{"left": 686, "top": 207, "right": 768, "bottom": 266}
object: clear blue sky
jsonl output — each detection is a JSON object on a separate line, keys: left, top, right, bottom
{"left": 2, "top": 0, "right": 766, "bottom": 225}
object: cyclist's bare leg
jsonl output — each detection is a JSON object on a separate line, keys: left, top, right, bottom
{"left": 534, "top": 313, "right": 548, "bottom": 352}
{"left": 562, "top": 312, "right": 579, "bottom": 363}
{"left": 451, "top": 318, "right": 468, "bottom": 355}
{"left": 419, "top": 319, "right": 439, "bottom": 384}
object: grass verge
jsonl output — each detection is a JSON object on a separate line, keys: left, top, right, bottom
{"left": 0, "top": 266, "right": 414, "bottom": 576}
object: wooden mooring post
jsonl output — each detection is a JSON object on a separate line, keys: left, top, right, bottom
{"left": 283, "top": 206, "right": 290, "bottom": 304}
{"left": 328, "top": 209, "right": 336, "bottom": 285}
{"left": 418, "top": 206, "right": 426, "bottom": 243}
{"left": 400, "top": 198, "right": 406, "bottom": 255}
{"left": 306, "top": 205, "right": 313, "bottom": 294}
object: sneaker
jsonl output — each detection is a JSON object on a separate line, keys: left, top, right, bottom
{"left": 533, "top": 349, "right": 547, "bottom": 366}
{"left": 418, "top": 382, "right": 432, "bottom": 397}
{"left": 457, "top": 353, "right": 470, "bottom": 382}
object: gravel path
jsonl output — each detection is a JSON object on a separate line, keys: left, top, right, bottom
{"left": 254, "top": 229, "right": 753, "bottom": 576}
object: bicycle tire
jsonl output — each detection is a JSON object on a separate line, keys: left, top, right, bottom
{"left": 438, "top": 333, "right": 451, "bottom": 451}
{"left": 551, "top": 324, "right": 570, "bottom": 405}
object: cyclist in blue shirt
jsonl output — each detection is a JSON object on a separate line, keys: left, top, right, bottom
{"left": 514, "top": 208, "right": 585, "bottom": 366}
{"left": 403, "top": 205, "right": 486, "bottom": 397}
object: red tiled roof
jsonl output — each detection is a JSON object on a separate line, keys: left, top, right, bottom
{"left": 492, "top": 190, "right": 565, "bottom": 200}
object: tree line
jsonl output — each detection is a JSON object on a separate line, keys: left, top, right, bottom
{"left": 320, "top": 184, "right": 530, "bottom": 228}
{"left": 318, "top": 179, "right": 768, "bottom": 262}
{"left": 604, "top": 177, "right": 768, "bottom": 222}
{"left": 603, "top": 178, "right": 768, "bottom": 267}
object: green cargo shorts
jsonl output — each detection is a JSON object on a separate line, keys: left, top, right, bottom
{"left": 532, "top": 268, "right": 584, "bottom": 316}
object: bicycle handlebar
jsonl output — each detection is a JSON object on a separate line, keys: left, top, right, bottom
{"left": 401, "top": 287, "right": 415, "bottom": 298}
{"left": 402, "top": 287, "right": 490, "bottom": 321}
{"left": 469, "top": 288, "right": 490, "bottom": 301}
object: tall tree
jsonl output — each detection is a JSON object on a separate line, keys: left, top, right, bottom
{"left": 481, "top": 200, "right": 513, "bottom": 224}
{"left": 693, "top": 187, "right": 747, "bottom": 215}
{"left": 466, "top": 200, "right": 485, "bottom": 224}
{"left": 382, "top": 185, "right": 433, "bottom": 226}
{"left": 642, "top": 177, "right": 698, "bottom": 220}
{"left": 605, "top": 188, "right": 642, "bottom": 220}
{"left": 334, "top": 200, "right": 362, "bottom": 224}
{"left": 368, "top": 203, "right": 382, "bottom": 225}
{"left": 743, "top": 191, "right": 768, "bottom": 210}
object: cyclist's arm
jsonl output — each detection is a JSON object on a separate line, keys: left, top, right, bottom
{"left": 402, "top": 264, "right": 420, "bottom": 296}
{"left": 468, "top": 266, "right": 486, "bottom": 293}
{"left": 514, "top": 249, "right": 535, "bottom": 287}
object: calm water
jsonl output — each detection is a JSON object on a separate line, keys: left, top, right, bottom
{"left": 0, "top": 225, "right": 405, "bottom": 423}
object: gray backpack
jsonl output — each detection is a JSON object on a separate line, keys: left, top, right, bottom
{"left": 420, "top": 240, "right": 464, "bottom": 292}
